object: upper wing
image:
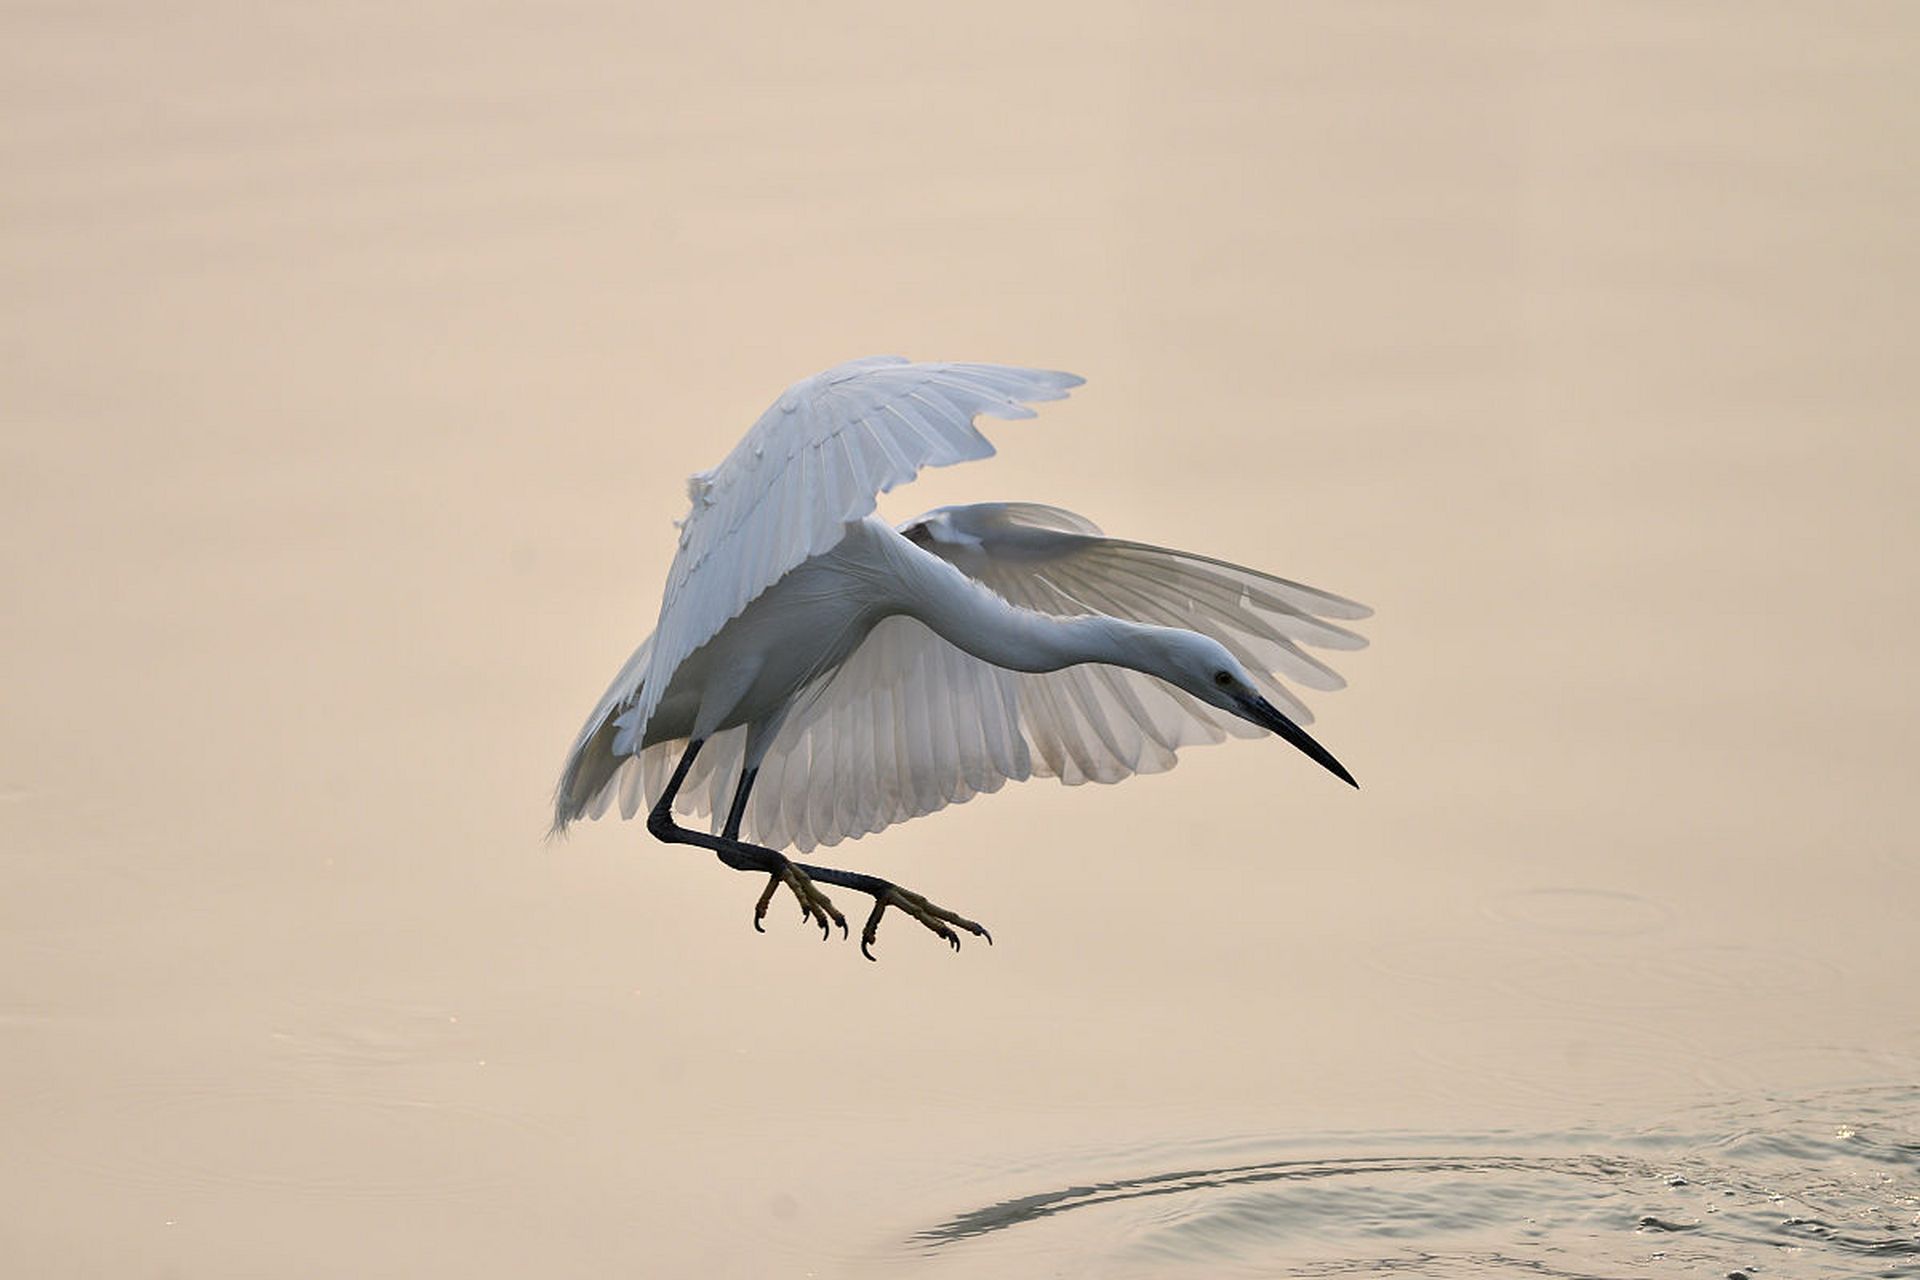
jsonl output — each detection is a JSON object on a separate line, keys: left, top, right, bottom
{"left": 646, "top": 502, "right": 1370, "bottom": 852}
{"left": 625, "top": 358, "right": 1083, "bottom": 741}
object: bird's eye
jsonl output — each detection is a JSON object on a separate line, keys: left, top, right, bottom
{"left": 1213, "top": 670, "right": 1233, "bottom": 688}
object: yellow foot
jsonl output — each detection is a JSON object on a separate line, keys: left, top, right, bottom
{"left": 752, "top": 861, "right": 847, "bottom": 940}
{"left": 861, "top": 884, "right": 992, "bottom": 961}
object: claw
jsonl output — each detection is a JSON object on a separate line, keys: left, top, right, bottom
{"left": 744, "top": 860, "right": 844, "bottom": 942}
{"left": 784, "top": 864, "right": 842, "bottom": 941}
{"left": 752, "top": 873, "right": 780, "bottom": 934}
{"left": 860, "top": 899, "right": 888, "bottom": 961}
{"left": 738, "top": 854, "right": 981, "bottom": 959}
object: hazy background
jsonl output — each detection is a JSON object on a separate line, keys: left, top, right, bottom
{"left": 4, "top": 3, "right": 1916, "bottom": 1276}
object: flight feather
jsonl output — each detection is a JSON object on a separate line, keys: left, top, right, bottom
{"left": 625, "top": 358, "right": 1083, "bottom": 742}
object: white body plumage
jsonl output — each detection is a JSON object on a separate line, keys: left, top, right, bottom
{"left": 554, "top": 358, "right": 1369, "bottom": 857}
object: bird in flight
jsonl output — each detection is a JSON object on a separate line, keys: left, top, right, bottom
{"left": 553, "top": 358, "right": 1368, "bottom": 958}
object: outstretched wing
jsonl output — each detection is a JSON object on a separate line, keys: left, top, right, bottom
{"left": 625, "top": 358, "right": 1083, "bottom": 742}
{"left": 551, "top": 634, "right": 652, "bottom": 835}
{"left": 663, "top": 502, "right": 1370, "bottom": 852}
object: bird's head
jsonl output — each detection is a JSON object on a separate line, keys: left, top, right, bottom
{"left": 1144, "top": 630, "right": 1358, "bottom": 788}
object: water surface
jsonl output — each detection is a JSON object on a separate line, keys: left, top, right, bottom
{"left": 3, "top": 4, "right": 1917, "bottom": 1276}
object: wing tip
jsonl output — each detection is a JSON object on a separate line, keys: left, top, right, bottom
{"left": 1030, "top": 368, "right": 1086, "bottom": 398}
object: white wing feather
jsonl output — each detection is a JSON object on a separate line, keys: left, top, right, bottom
{"left": 626, "top": 358, "right": 1083, "bottom": 743}
{"left": 692, "top": 502, "right": 1369, "bottom": 852}
{"left": 556, "top": 397, "right": 1370, "bottom": 851}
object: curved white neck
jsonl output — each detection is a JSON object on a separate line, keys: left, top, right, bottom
{"left": 894, "top": 545, "right": 1172, "bottom": 676}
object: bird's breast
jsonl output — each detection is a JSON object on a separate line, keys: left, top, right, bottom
{"left": 650, "top": 528, "right": 908, "bottom": 742}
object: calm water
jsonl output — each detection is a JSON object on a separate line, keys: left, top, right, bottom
{"left": 4, "top": 4, "right": 1917, "bottom": 1277}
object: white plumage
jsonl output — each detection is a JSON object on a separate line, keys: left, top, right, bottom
{"left": 553, "top": 357, "right": 1368, "bottom": 954}
{"left": 627, "top": 358, "right": 1084, "bottom": 750}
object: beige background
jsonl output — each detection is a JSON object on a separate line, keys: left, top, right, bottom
{"left": 4, "top": 3, "right": 1916, "bottom": 1276}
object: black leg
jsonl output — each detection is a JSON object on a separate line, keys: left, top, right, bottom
{"left": 719, "top": 765, "right": 756, "bottom": 839}
{"left": 646, "top": 743, "right": 845, "bottom": 938}
{"left": 646, "top": 740, "right": 990, "bottom": 958}
{"left": 725, "top": 766, "right": 845, "bottom": 937}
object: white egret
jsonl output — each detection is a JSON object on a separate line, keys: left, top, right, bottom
{"left": 553, "top": 357, "right": 1369, "bottom": 957}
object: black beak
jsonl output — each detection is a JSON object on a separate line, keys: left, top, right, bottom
{"left": 1240, "top": 694, "right": 1358, "bottom": 788}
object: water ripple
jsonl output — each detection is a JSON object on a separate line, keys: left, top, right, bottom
{"left": 910, "top": 1087, "right": 1920, "bottom": 1278}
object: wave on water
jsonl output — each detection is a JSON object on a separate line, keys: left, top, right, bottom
{"left": 910, "top": 1086, "right": 1920, "bottom": 1278}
